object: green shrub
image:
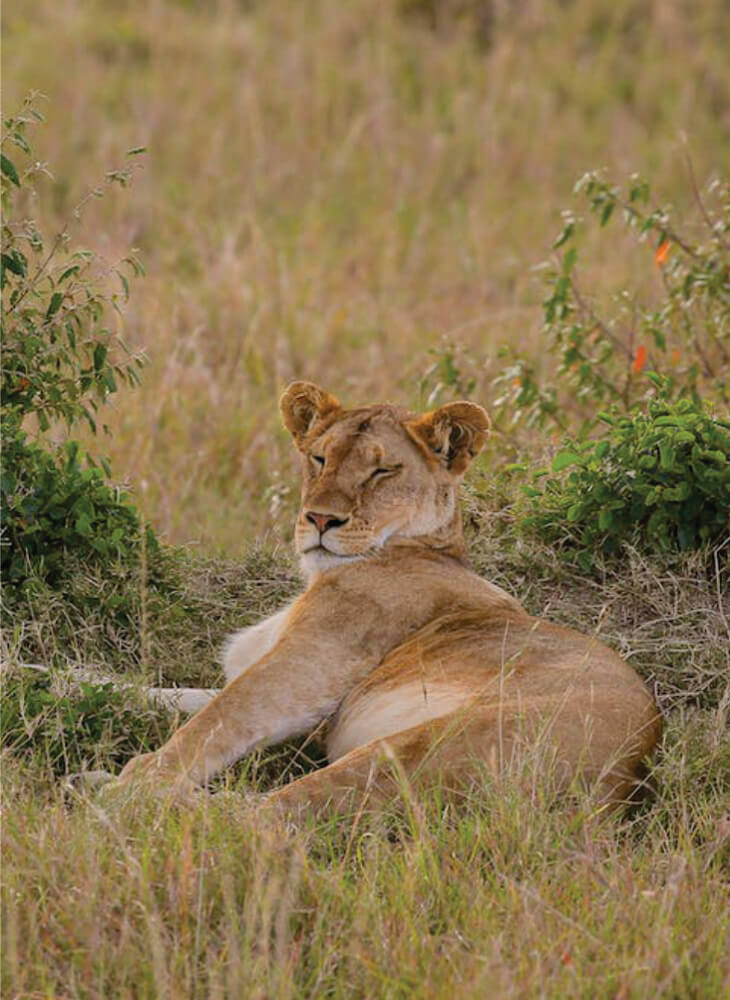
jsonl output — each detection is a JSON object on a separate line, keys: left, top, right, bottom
{"left": 1, "top": 95, "right": 153, "bottom": 593}
{"left": 0, "top": 667, "right": 174, "bottom": 776}
{"left": 494, "top": 169, "right": 730, "bottom": 434}
{"left": 1, "top": 95, "right": 145, "bottom": 434}
{"left": 1, "top": 411, "right": 156, "bottom": 586}
{"left": 522, "top": 391, "right": 730, "bottom": 568}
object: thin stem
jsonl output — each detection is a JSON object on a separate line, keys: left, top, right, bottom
{"left": 683, "top": 148, "right": 730, "bottom": 253}
{"left": 620, "top": 199, "right": 701, "bottom": 261}
{"left": 569, "top": 278, "right": 633, "bottom": 360}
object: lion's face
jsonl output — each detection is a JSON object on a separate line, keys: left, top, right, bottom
{"left": 280, "top": 382, "right": 490, "bottom": 576}
{"left": 294, "top": 410, "right": 454, "bottom": 574}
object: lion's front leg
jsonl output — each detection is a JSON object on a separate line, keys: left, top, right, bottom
{"left": 112, "top": 750, "right": 201, "bottom": 803}
{"left": 110, "top": 565, "right": 442, "bottom": 799}
{"left": 111, "top": 652, "right": 339, "bottom": 796}
{"left": 111, "top": 612, "right": 381, "bottom": 794}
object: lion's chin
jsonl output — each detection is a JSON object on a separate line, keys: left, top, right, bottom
{"left": 298, "top": 546, "right": 366, "bottom": 580}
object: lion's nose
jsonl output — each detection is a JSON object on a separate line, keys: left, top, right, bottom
{"left": 305, "top": 511, "right": 349, "bottom": 534}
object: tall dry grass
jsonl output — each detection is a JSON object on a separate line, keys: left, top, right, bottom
{"left": 3, "top": 706, "right": 729, "bottom": 999}
{"left": 4, "top": 0, "right": 730, "bottom": 548}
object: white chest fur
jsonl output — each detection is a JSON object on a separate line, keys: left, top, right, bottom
{"left": 221, "top": 605, "right": 294, "bottom": 683}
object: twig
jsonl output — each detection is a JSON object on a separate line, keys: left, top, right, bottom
{"left": 569, "top": 278, "right": 633, "bottom": 360}
{"left": 683, "top": 147, "right": 730, "bottom": 253}
{"left": 619, "top": 198, "right": 701, "bottom": 261}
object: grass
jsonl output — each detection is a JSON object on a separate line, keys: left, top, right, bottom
{"left": 3, "top": 708, "right": 729, "bottom": 999}
{"left": 3, "top": 528, "right": 728, "bottom": 997}
{"left": 4, "top": 0, "right": 730, "bottom": 549}
{"left": 3, "top": 1, "right": 730, "bottom": 995}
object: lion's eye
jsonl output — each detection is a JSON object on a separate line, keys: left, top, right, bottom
{"left": 368, "top": 464, "right": 401, "bottom": 483}
{"left": 311, "top": 455, "right": 325, "bottom": 467}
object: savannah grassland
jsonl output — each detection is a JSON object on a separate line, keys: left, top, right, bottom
{"left": 2, "top": 1, "right": 730, "bottom": 997}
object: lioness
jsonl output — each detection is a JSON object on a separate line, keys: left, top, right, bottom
{"left": 113, "top": 381, "right": 661, "bottom": 812}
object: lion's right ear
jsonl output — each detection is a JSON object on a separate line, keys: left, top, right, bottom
{"left": 280, "top": 381, "right": 342, "bottom": 445}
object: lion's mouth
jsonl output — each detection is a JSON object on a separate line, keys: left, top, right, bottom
{"left": 302, "top": 543, "right": 361, "bottom": 560}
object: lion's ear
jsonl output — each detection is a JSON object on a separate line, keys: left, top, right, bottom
{"left": 407, "top": 401, "right": 490, "bottom": 475}
{"left": 280, "top": 381, "right": 342, "bottom": 445}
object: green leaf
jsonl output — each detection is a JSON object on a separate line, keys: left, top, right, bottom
{"left": 659, "top": 441, "right": 676, "bottom": 471}
{"left": 552, "top": 221, "right": 574, "bottom": 249}
{"left": 699, "top": 449, "right": 727, "bottom": 465}
{"left": 2, "top": 251, "right": 27, "bottom": 277}
{"left": 11, "top": 131, "right": 31, "bottom": 153}
{"left": 663, "top": 482, "right": 691, "bottom": 502}
{"left": 46, "top": 292, "right": 63, "bottom": 318}
{"left": 598, "top": 509, "right": 614, "bottom": 530}
{"left": 1, "top": 153, "right": 20, "bottom": 186}
{"left": 93, "top": 344, "right": 108, "bottom": 371}
{"left": 75, "top": 513, "right": 92, "bottom": 537}
{"left": 650, "top": 328, "right": 666, "bottom": 350}
{"left": 552, "top": 451, "right": 582, "bottom": 472}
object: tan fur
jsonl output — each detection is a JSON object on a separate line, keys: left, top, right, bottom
{"left": 114, "top": 382, "right": 662, "bottom": 813}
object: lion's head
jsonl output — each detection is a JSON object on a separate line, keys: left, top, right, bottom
{"left": 280, "top": 381, "right": 490, "bottom": 577}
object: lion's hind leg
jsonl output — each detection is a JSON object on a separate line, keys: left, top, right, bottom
{"left": 262, "top": 696, "right": 658, "bottom": 819}
{"left": 262, "top": 717, "right": 454, "bottom": 817}
{"left": 262, "top": 707, "right": 510, "bottom": 818}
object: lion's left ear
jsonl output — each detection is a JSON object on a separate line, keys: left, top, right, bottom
{"left": 280, "top": 381, "right": 342, "bottom": 445}
{"left": 407, "top": 401, "right": 490, "bottom": 475}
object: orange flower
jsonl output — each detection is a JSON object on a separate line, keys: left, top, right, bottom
{"left": 654, "top": 239, "right": 671, "bottom": 267}
{"left": 632, "top": 345, "right": 647, "bottom": 373}
{"left": 671, "top": 348, "right": 681, "bottom": 366}
{"left": 513, "top": 376, "right": 522, "bottom": 387}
